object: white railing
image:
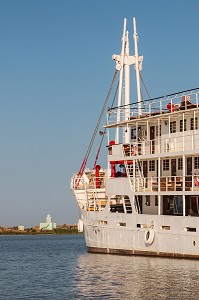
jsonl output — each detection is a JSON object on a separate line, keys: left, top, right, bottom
{"left": 71, "top": 174, "right": 108, "bottom": 212}
{"left": 72, "top": 173, "right": 199, "bottom": 194}
{"left": 71, "top": 174, "right": 106, "bottom": 191}
{"left": 130, "top": 175, "right": 199, "bottom": 193}
{"left": 107, "top": 89, "right": 199, "bottom": 125}
{"left": 122, "top": 131, "right": 199, "bottom": 156}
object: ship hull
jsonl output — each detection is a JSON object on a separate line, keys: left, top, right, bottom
{"left": 82, "top": 211, "right": 199, "bottom": 259}
{"left": 87, "top": 247, "right": 199, "bottom": 259}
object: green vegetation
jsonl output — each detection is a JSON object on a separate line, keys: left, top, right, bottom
{"left": 0, "top": 227, "right": 79, "bottom": 235}
{"left": 53, "top": 228, "right": 79, "bottom": 234}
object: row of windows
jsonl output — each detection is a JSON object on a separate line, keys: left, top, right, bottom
{"left": 147, "top": 157, "right": 199, "bottom": 171}
{"left": 131, "top": 118, "right": 198, "bottom": 140}
{"left": 170, "top": 118, "right": 198, "bottom": 133}
{"left": 149, "top": 159, "right": 171, "bottom": 171}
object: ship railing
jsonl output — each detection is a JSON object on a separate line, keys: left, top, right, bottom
{"left": 87, "top": 175, "right": 106, "bottom": 189}
{"left": 71, "top": 174, "right": 88, "bottom": 190}
{"left": 107, "top": 89, "right": 199, "bottom": 125}
{"left": 130, "top": 175, "right": 199, "bottom": 192}
{"left": 71, "top": 174, "right": 107, "bottom": 191}
{"left": 150, "top": 133, "right": 197, "bottom": 154}
{"left": 87, "top": 196, "right": 108, "bottom": 212}
{"left": 85, "top": 176, "right": 108, "bottom": 212}
{"left": 70, "top": 174, "right": 84, "bottom": 190}
{"left": 123, "top": 142, "right": 144, "bottom": 156}
{"left": 71, "top": 174, "right": 108, "bottom": 212}
{"left": 122, "top": 131, "right": 199, "bottom": 157}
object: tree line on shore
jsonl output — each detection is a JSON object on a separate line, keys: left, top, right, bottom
{"left": 0, "top": 224, "right": 79, "bottom": 235}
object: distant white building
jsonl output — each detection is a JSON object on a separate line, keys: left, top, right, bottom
{"left": 18, "top": 225, "right": 25, "bottom": 231}
{"left": 39, "top": 214, "right": 56, "bottom": 230}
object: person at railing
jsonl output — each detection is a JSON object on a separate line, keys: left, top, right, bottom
{"left": 116, "top": 164, "right": 127, "bottom": 177}
{"left": 179, "top": 95, "right": 197, "bottom": 110}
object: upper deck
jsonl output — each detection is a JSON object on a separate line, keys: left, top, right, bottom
{"left": 106, "top": 88, "right": 199, "bottom": 128}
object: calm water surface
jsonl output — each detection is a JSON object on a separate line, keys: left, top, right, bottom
{"left": 0, "top": 234, "right": 199, "bottom": 299}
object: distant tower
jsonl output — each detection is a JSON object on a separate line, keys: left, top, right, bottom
{"left": 39, "top": 214, "right": 56, "bottom": 230}
{"left": 46, "top": 214, "right": 52, "bottom": 224}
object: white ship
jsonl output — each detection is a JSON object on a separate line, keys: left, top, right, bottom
{"left": 71, "top": 18, "right": 199, "bottom": 258}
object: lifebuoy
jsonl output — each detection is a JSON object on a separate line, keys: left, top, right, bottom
{"left": 144, "top": 228, "right": 155, "bottom": 245}
{"left": 77, "top": 219, "right": 84, "bottom": 233}
{"left": 132, "top": 145, "right": 138, "bottom": 156}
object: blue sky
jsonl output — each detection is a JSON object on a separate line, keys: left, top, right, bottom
{"left": 0, "top": 0, "right": 199, "bottom": 227}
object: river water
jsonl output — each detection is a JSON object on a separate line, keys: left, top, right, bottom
{"left": 0, "top": 234, "right": 199, "bottom": 299}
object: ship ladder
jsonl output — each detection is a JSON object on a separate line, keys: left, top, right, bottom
{"left": 124, "top": 197, "right": 132, "bottom": 213}
{"left": 135, "top": 159, "right": 144, "bottom": 191}
{"left": 86, "top": 190, "right": 95, "bottom": 211}
{"left": 122, "top": 153, "right": 138, "bottom": 192}
{"left": 135, "top": 195, "right": 141, "bottom": 214}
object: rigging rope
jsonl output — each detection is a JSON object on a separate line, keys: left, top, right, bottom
{"left": 75, "top": 69, "right": 118, "bottom": 188}
{"left": 93, "top": 80, "right": 119, "bottom": 168}
{"left": 140, "top": 73, "right": 159, "bottom": 112}
{"left": 139, "top": 73, "right": 151, "bottom": 100}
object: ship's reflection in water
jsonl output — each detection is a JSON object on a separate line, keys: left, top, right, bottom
{"left": 72, "top": 253, "right": 199, "bottom": 299}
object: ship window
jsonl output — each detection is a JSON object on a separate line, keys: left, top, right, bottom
{"left": 131, "top": 128, "right": 136, "bottom": 140}
{"left": 180, "top": 119, "right": 187, "bottom": 132}
{"left": 137, "top": 223, "right": 147, "bottom": 228}
{"left": 99, "top": 220, "right": 107, "bottom": 225}
{"left": 187, "top": 196, "right": 199, "bottom": 216}
{"left": 145, "top": 196, "right": 150, "bottom": 206}
{"left": 191, "top": 117, "right": 198, "bottom": 130}
{"left": 149, "top": 160, "right": 155, "bottom": 171}
{"left": 194, "top": 157, "right": 199, "bottom": 169}
{"left": 163, "top": 159, "right": 169, "bottom": 171}
{"left": 119, "top": 222, "right": 126, "bottom": 226}
{"left": 170, "top": 121, "right": 176, "bottom": 133}
{"left": 174, "top": 196, "right": 183, "bottom": 214}
{"left": 160, "top": 225, "right": 170, "bottom": 230}
{"left": 156, "top": 125, "right": 161, "bottom": 136}
{"left": 184, "top": 227, "right": 196, "bottom": 232}
{"left": 178, "top": 158, "right": 183, "bottom": 170}
{"left": 155, "top": 196, "right": 158, "bottom": 206}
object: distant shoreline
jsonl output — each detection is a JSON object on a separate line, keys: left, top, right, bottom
{"left": 0, "top": 227, "right": 79, "bottom": 235}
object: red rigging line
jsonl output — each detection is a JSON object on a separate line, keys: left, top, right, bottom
{"left": 93, "top": 129, "right": 106, "bottom": 169}
{"left": 93, "top": 80, "right": 119, "bottom": 169}
{"left": 75, "top": 69, "right": 118, "bottom": 189}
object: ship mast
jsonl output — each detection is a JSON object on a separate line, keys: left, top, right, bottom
{"left": 115, "top": 18, "right": 126, "bottom": 144}
{"left": 133, "top": 17, "right": 142, "bottom": 116}
{"left": 112, "top": 17, "right": 143, "bottom": 144}
{"left": 124, "top": 31, "right": 130, "bottom": 144}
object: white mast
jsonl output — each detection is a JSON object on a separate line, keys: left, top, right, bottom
{"left": 133, "top": 17, "right": 142, "bottom": 116}
{"left": 112, "top": 18, "right": 143, "bottom": 143}
{"left": 124, "top": 31, "right": 130, "bottom": 144}
{"left": 115, "top": 18, "right": 126, "bottom": 144}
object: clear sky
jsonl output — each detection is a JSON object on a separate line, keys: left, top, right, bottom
{"left": 0, "top": 0, "right": 199, "bottom": 227}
